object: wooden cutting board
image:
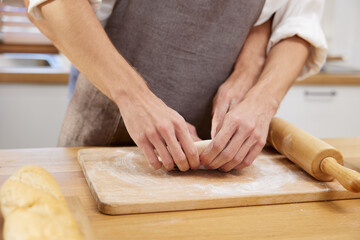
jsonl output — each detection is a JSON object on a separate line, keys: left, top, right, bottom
{"left": 77, "top": 146, "right": 360, "bottom": 215}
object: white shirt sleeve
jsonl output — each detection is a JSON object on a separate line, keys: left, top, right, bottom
{"left": 255, "top": 0, "right": 328, "bottom": 80}
{"left": 27, "top": 0, "right": 103, "bottom": 19}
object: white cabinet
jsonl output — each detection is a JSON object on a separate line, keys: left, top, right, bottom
{"left": 0, "top": 83, "right": 68, "bottom": 149}
{"left": 276, "top": 85, "right": 360, "bottom": 138}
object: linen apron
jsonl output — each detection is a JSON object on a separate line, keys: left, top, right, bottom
{"left": 58, "top": 0, "right": 265, "bottom": 147}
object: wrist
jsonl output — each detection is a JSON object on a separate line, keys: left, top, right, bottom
{"left": 233, "top": 54, "right": 266, "bottom": 79}
{"left": 230, "top": 62, "right": 265, "bottom": 91}
{"left": 227, "top": 59, "right": 265, "bottom": 96}
{"left": 106, "top": 63, "right": 152, "bottom": 111}
{"left": 112, "top": 82, "right": 153, "bottom": 113}
{"left": 245, "top": 86, "right": 280, "bottom": 117}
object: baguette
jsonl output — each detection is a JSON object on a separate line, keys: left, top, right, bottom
{"left": 0, "top": 166, "right": 84, "bottom": 240}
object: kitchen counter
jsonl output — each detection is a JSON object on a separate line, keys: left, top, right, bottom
{"left": 1, "top": 72, "right": 360, "bottom": 85}
{"left": 0, "top": 138, "right": 359, "bottom": 239}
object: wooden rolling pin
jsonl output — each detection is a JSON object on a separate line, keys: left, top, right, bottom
{"left": 267, "top": 118, "right": 360, "bottom": 193}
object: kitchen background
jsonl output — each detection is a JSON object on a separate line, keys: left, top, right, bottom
{"left": 0, "top": 0, "right": 359, "bottom": 149}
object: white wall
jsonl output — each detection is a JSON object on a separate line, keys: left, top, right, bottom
{"left": 322, "top": 0, "right": 360, "bottom": 70}
{"left": 0, "top": 83, "right": 68, "bottom": 149}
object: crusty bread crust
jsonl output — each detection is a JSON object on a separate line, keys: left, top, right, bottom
{"left": 0, "top": 166, "right": 83, "bottom": 240}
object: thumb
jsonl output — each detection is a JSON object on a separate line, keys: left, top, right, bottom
{"left": 211, "top": 104, "right": 229, "bottom": 139}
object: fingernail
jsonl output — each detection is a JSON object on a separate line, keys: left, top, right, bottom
{"left": 152, "top": 163, "right": 162, "bottom": 170}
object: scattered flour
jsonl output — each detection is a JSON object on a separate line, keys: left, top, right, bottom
{"left": 87, "top": 149, "right": 308, "bottom": 199}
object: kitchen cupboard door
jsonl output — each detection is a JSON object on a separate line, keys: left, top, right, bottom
{"left": 0, "top": 83, "right": 68, "bottom": 149}
{"left": 275, "top": 85, "right": 360, "bottom": 138}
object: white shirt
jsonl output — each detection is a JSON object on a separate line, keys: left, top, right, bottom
{"left": 23, "top": 0, "right": 327, "bottom": 80}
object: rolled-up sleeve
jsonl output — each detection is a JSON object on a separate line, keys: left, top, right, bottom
{"left": 27, "top": 0, "right": 102, "bottom": 19}
{"left": 256, "top": 0, "right": 328, "bottom": 80}
{"left": 27, "top": 0, "right": 48, "bottom": 19}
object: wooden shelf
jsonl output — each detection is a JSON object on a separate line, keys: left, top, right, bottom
{"left": 296, "top": 73, "right": 360, "bottom": 85}
{"left": 2, "top": 72, "right": 360, "bottom": 86}
{"left": 0, "top": 72, "right": 68, "bottom": 84}
{"left": 0, "top": 44, "right": 59, "bottom": 54}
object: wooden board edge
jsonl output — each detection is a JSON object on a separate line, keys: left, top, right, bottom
{"left": 77, "top": 150, "right": 109, "bottom": 216}
{"left": 96, "top": 190, "right": 360, "bottom": 215}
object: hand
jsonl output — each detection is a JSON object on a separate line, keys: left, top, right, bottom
{"left": 211, "top": 72, "right": 256, "bottom": 139}
{"left": 116, "top": 90, "right": 200, "bottom": 171}
{"left": 203, "top": 20, "right": 273, "bottom": 171}
{"left": 211, "top": 20, "right": 271, "bottom": 138}
{"left": 200, "top": 94, "right": 277, "bottom": 172}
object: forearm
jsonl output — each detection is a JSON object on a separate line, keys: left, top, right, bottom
{"left": 23, "top": 0, "right": 149, "bottom": 104}
{"left": 246, "top": 36, "right": 310, "bottom": 111}
{"left": 23, "top": 0, "right": 200, "bottom": 170}
{"left": 231, "top": 19, "right": 272, "bottom": 86}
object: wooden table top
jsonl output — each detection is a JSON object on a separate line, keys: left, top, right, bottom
{"left": 0, "top": 138, "right": 360, "bottom": 240}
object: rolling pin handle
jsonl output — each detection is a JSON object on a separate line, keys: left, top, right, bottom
{"left": 320, "top": 157, "right": 360, "bottom": 193}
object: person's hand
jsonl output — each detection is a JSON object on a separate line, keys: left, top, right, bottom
{"left": 202, "top": 34, "right": 311, "bottom": 172}
{"left": 204, "top": 66, "right": 264, "bottom": 172}
{"left": 202, "top": 19, "right": 273, "bottom": 172}
{"left": 116, "top": 90, "right": 200, "bottom": 172}
{"left": 211, "top": 72, "right": 256, "bottom": 139}
{"left": 200, "top": 93, "right": 277, "bottom": 172}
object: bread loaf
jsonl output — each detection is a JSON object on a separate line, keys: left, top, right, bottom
{"left": 0, "top": 166, "right": 84, "bottom": 240}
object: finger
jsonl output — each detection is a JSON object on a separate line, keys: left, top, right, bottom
{"left": 147, "top": 131, "right": 175, "bottom": 171}
{"left": 219, "top": 136, "right": 257, "bottom": 172}
{"left": 211, "top": 102, "right": 230, "bottom": 139}
{"left": 160, "top": 125, "right": 190, "bottom": 172}
{"left": 234, "top": 143, "right": 264, "bottom": 170}
{"left": 176, "top": 124, "right": 200, "bottom": 170}
{"left": 137, "top": 138, "right": 162, "bottom": 170}
{"left": 200, "top": 120, "right": 236, "bottom": 166}
{"left": 208, "top": 130, "right": 250, "bottom": 170}
{"left": 187, "top": 123, "right": 202, "bottom": 141}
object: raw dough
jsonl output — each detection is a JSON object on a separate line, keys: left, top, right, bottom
{"left": 158, "top": 140, "right": 212, "bottom": 170}
{"left": 194, "top": 140, "right": 212, "bottom": 155}
{"left": 0, "top": 166, "right": 84, "bottom": 240}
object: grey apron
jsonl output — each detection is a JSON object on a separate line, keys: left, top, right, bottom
{"left": 58, "top": 0, "right": 265, "bottom": 147}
